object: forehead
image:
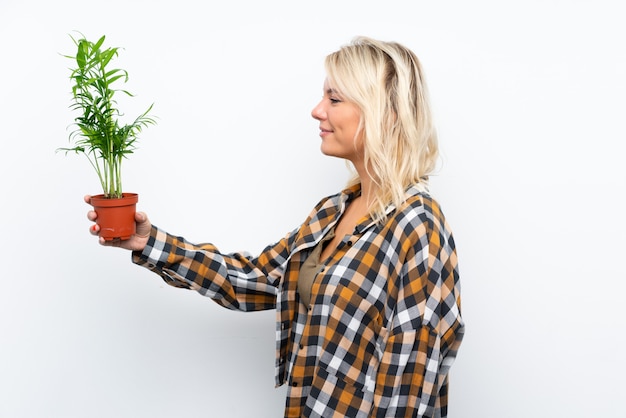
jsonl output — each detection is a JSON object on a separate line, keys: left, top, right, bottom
{"left": 322, "top": 78, "right": 341, "bottom": 95}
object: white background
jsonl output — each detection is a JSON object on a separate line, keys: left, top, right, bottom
{"left": 1, "top": 0, "right": 625, "bottom": 417}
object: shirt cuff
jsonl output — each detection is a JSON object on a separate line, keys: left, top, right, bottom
{"left": 132, "top": 225, "right": 166, "bottom": 270}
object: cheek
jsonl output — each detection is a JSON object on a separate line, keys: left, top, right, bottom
{"left": 350, "top": 117, "right": 363, "bottom": 142}
{"left": 348, "top": 108, "right": 362, "bottom": 135}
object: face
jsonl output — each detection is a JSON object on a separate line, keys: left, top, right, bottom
{"left": 311, "top": 79, "right": 363, "bottom": 165}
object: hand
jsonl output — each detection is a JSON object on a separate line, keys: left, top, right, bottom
{"left": 85, "top": 195, "right": 152, "bottom": 252}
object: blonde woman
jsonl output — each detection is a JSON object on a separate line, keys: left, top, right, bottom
{"left": 87, "top": 36, "right": 464, "bottom": 417}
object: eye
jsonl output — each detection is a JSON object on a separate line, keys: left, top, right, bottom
{"left": 329, "top": 97, "right": 341, "bottom": 104}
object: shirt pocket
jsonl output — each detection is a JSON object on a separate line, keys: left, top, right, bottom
{"left": 316, "top": 323, "right": 386, "bottom": 397}
{"left": 307, "top": 365, "right": 374, "bottom": 418}
{"left": 308, "top": 324, "right": 384, "bottom": 415}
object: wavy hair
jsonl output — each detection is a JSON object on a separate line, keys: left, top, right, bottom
{"left": 324, "top": 36, "right": 439, "bottom": 223}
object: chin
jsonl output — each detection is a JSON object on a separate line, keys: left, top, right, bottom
{"left": 320, "top": 144, "right": 337, "bottom": 157}
{"left": 320, "top": 145, "right": 332, "bottom": 156}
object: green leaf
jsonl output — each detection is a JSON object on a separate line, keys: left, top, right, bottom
{"left": 61, "top": 32, "right": 156, "bottom": 197}
{"left": 93, "top": 35, "right": 106, "bottom": 51}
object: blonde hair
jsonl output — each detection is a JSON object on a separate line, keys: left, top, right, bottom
{"left": 325, "top": 36, "right": 439, "bottom": 223}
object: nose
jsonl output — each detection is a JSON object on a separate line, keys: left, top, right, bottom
{"left": 311, "top": 99, "right": 325, "bottom": 121}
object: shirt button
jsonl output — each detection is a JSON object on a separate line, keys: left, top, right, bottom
{"left": 292, "top": 381, "right": 298, "bottom": 387}
{"left": 299, "top": 343, "right": 304, "bottom": 350}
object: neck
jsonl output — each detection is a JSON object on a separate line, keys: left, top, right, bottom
{"left": 353, "top": 163, "right": 377, "bottom": 209}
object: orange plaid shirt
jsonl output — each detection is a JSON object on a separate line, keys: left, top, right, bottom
{"left": 133, "top": 183, "right": 464, "bottom": 417}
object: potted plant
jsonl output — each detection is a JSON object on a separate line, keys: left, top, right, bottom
{"left": 58, "top": 33, "right": 156, "bottom": 241}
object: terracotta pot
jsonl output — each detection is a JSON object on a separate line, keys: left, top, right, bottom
{"left": 89, "top": 193, "right": 138, "bottom": 241}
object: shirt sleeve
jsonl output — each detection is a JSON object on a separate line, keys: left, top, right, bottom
{"left": 132, "top": 225, "right": 297, "bottom": 312}
{"left": 371, "top": 216, "right": 464, "bottom": 417}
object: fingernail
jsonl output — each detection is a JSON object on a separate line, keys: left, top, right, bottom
{"left": 91, "top": 225, "right": 97, "bottom": 232}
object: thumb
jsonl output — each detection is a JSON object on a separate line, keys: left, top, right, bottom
{"left": 135, "top": 211, "right": 146, "bottom": 222}
{"left": 135, "top": 211, "right": 152, "bottom": 238}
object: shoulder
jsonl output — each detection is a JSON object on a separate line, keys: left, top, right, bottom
{"left": 384, "top": 187, "right": 454, "bottom": 248}
{"left": 395, "top": 186, "right": 446, "bottom": 225}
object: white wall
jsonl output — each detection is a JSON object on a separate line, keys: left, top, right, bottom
{"left": 1, "top": 0, "right": 624, "bottom": 416}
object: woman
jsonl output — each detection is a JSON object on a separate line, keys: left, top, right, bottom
{"left": 87, "top": 36, "right": 464, "bottom": 417}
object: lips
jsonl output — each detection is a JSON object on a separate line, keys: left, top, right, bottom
{"left": 319, "top": 126, "right": 333, "bottom": 135}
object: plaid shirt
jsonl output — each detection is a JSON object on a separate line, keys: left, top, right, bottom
{"left": 133, "top": 183, "right": 464, "bottom": 417}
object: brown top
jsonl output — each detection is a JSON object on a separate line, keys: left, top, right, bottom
{"left": 297, "top": 226, "right": 335, "bottom": 308}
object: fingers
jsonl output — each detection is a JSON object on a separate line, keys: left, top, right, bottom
{"left": 87, "top": 210, "right": 97, "bottom": 222}
{"left": 86, "top": 195, "right": 100, "bottom": 239}
{"left": 89, "top": 224, "right": 109, "bottom": 247}
{"left": 85, "top": 196, "right": 98, "bottom": 223}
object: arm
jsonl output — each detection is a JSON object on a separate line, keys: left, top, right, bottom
{"left": 86, "top": 195, "right": 296, "bottom": 312}
{"left": 131, "top": 225, "right": 296, "bottom": 312}
{"left": 86, "top": 194, "right": 336, "bottom": 313}
{"left": 86, "top": 197, "right": 284, "bottom": 311}
{"left": 372, "top": 213, "right": 464, "bottom": 417}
